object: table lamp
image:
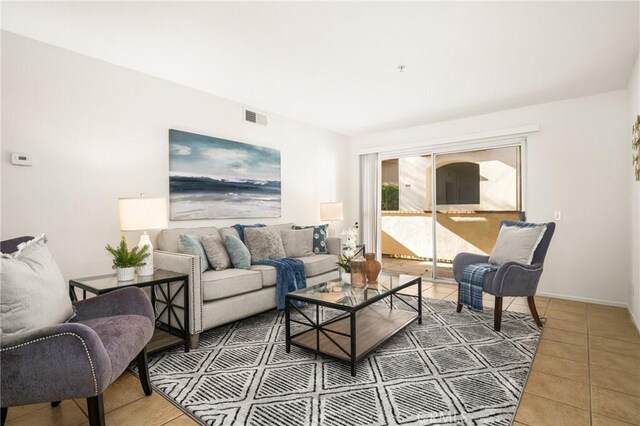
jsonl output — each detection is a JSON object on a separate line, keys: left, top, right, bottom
{"left": 119, "top": 196, "right": 168, "bottom": 276}
{"left": 320, "top": 201, "right": 343, "bottom": 237}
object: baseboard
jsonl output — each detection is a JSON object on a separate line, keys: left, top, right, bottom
{"left": 535, "top": 291, "right": 628, "bottom": 308}
{"left": 628, "top": 304, "right": 640, "bottom": 334}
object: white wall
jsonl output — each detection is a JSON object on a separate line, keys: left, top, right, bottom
{"left": 1, "top": 32, "right": 350, "bottom": 279}
{"left": 352, "top": 90, "right": 631, "bottom": 306}
{"left": 628, "top": 51, "right": 640, "bottom": 327}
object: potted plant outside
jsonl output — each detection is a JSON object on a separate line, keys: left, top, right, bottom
{"left": 105, "top": 236, "right": 150, "bottom": 281}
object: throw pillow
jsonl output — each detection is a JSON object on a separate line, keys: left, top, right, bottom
{"left": 294, "top": 224, "right": 329, "bottom": 254}
{"left": 224, "top": 235, "right": 251, "bottom": 269}
{"left": 488, "top": 224, "right": 547, "bottom": 265}
{"left": 201, "top": 234, "right": 231, "bottom": 271}
{"left": 178, "top": 234, "right": 209, "bottom": 273}
{"left": 280, "top": 228, "right": 315, "bottom": 257}
{"left": 244, "top": 227, "right": 286, "bottom": 262}
{"left": 1, "top": 235, "right": 75, "bottom": 347}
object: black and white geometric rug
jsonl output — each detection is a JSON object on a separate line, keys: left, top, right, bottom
{"left": 142, "top": 297, "right": 542, "bottom": 425}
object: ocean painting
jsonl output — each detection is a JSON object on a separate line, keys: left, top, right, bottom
{"left": 169, "top": 129, "right": 281, "bottom": 220}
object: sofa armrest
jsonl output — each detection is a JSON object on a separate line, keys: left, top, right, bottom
{"left": 72, "top": 287, "right": 154, "bottom": 324}
{"left": 0, "top": 323, "right": 112, "bottom": 407}
{"left": 452, "top": 252, "right": 490, "bottom": 283}
{"left": 154, "top": 250, "right": 203, "bottom": 335}
{"left": 493, "top": 262, "right": 544, "bottom": 296}
{"left": 327, "top": 237, "right": 341, "bottom": 256}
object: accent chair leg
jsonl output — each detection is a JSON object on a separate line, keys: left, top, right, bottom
{"left": 456, "top": 284, "right": 463, "bottom": 313}
{"left": 1, "top": 407, "right": 8, "bottom": 426}
{"left": 494, "top": 296, "right": 503, "bottom": 331}
{"left": 528, "top": 296, "right": 543, "bottom": 327}
{"left": 137, "top": 347, "right": 152, "bottom": 396}
{"left": 87, "top": 394, "right": 105, "bottom": 426}
{"left": 51, "top": 401, "right": 61, "bottom": 407}
{"left": 189, "top": 333, "right": 200, "bottom": 350}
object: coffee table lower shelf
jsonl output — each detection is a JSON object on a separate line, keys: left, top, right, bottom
{"left": 289, "top": 306, "right": 417, "bottom": 364}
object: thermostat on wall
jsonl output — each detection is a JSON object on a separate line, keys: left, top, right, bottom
{"left": 11, "top": 152, "right": 33, "bottom": 166}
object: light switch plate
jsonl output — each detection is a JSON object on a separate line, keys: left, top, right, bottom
{"left": 11, "top": 152, "right": 33, "bottom": 166}
{"left": 553, "top": 211, "right": 562, "bottom": 221}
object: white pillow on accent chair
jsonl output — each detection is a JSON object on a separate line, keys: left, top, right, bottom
{"left": 0, "top": 235, "right": 75, "bottom": 346}
{"left": 488, "top": 224, "right": 547, "bottom": 265}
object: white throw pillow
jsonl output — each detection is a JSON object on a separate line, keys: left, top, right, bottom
{"left": 1, "top": 235, "right": 75, "bottom": 347}
{"left": 488, "top": 225, "right": 547, "bottom": 265}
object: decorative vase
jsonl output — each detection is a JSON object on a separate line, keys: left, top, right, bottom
{"left": 117, "top": 267, "right": 135, "bottom": 281}
{"left": 341, "top": 272, "right": 351, "bottom": 284}
{"left": 350, "top": 258, "right": 367, "bottom": 291}
{"left": 365, "top": 253, "right": 382, "bottom": 283}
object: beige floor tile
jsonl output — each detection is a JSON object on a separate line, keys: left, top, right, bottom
{"left": 589, "top": 317, "right": 640, "bottom": 343}
{"left": 162, "top": 414, "right": 200, "bottom": 425}
{"left": 547, "top": 299, "right": 587, "bottom": 313}
{"left": 423, "top": 289, "right": 455, "bottom": 299}
{"left": 591, "top": 386, "right": 640, "bottom": 425}
{"left": 507, "top": 304, "right": 532, "bottom": 314}
{"left": 514, "top": 392, "right": 590, "bottom": 426}
{"left": 589, "top": 335, "right": 640, "bottom": 358}
{"left": 590, "top": 348, "right": 640, "bottom": 375}
{"left": 531, "top": 353, "right": 589, "bottom": 383}
{"left": 590, "top": 365, "right": 640, "bottom": 397}
{"left": 592, "top": 413, "right": 636, "bottom": 426}
{"left": 512, "top": 296, "right": 550, "bottom": 306}
{"left": 541, "top": 327, "right": 588, "bottom": 346}
{"left": 537, "top": 339, "right": 588, "bottom": 363}
{"left": 523, "top": 371, "right": 589, "bottom": 409}
{"left": 545, "top": 309, "right": 587, "bottom": 322}
{"left": 5, "top": 403, "right": 50, "bottom": 422}
{"left": 88, "top": 393, "right": 183, "bottom": 426}
{"left": 74, "top": 372, "right": 147, "bottom": 415}
{"left": 545, "top": 317, "right": 588, "bottom": 334}
{"left": 5, "top": 400, "right": 86, "bottom": 426}
{"left": 588, "top": 304, "right": 631, "bottom": 320}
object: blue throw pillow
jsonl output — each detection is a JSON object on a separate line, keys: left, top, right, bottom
{"left": 178, "top": 234, "right": 209, "bottom": 273}
{"left": 293, "top": 224, "right": 328, "bottom": 254}
{"left": 224, "top": 235, "right": 251, "bottom": 269}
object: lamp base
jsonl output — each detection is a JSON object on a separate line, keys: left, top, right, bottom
{"left": 136, "top": 232, "right": 154, "bottom": 276}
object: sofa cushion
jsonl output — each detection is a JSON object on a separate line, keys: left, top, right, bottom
{"left": 245, "top": 227, "right": 286, "bottom": 262}
{"left": 294, "top": 224, "right": 329, "bottom": 254}
{"left": 0, "top": 235, "right": 76, "bottom": 347}
{"left": 250, "top": 265, "right": 277, "bottom": 287}
{"left": 224, "top": 235, "right": 251, "bottom": 269}
{"left": 201, "top": 234, "right": 231, "bottom": 271}
{"left": 202, "top": 269, "right": 262, "bottom": 301}
{"left": 157, "top": 227, "right": 220, "bottom": 252}
{"left": 178, "top": 234, "right": 209, "bottom": 273}
{"left": 489, "top": 224, "right": 547, "bottom": 265}
{"left": 219, "top": 227, "right": 240, "bottom": 241}
{"left": 299, "top": 254, "right": 338, "bottom": 277}
{"left": 280, "top": 228, "right": 315, "bottom": 258}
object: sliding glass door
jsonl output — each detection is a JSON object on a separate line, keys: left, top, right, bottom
{"left": 380, "top": 143, "right": 523, "bottom": 281}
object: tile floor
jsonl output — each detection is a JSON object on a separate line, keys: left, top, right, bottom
{"left": 5, "top": 281, "right": 640, "bottom": 426}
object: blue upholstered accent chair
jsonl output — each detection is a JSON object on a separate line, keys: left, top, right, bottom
{"left": 0, "top": 237, "right": 156, "bottom": 426}
{"left": 453, "top": 221, "right": 555, "bottom": 331}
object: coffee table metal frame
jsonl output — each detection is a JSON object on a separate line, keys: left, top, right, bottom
{"left": 285, "top": 274, "right": 422, "bottom": 376}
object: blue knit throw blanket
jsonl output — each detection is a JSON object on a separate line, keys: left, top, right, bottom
{"left": 460, "top": 263, "right": 499, "bottom": 312}
{"left": 253, "top": 258, "right": 306, "bottom": 310}
{"left": 232, "top": 224, "right": 266, "bottom": 242}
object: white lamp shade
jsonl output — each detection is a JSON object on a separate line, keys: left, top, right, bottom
{"left": 320, "top": 202, "right": 344, "bottom": 221}
{"left": 119, "top": 197, "right": 168, "bottom": 231}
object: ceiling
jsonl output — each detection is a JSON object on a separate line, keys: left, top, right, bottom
{"left": 2, "top": 1, "right": 639, "bottom": 136}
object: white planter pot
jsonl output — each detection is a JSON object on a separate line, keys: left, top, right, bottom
{"left": 341, "top": 272, "right": 351, "bottom": 284}
{"left": 117, "top": 267, "right": 135, "bottom": 281}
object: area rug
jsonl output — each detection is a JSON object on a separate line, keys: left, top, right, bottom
{"left": 140, "top": 297, "right": 542, "bottom": 425}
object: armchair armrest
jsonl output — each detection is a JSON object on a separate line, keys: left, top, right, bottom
{"left": 72, "top": 287, "right": 154, "bottom": 324}
{"left": 452, "top": 252, "right": 490, "bottom": 283}
{"left": 0, "top": 323, "right": 111, "bottom": 407}
{"left": 154, "top": 250, "right": 202, "bottom": 335}
{"left": 493, "top": 262, "right": 544, "bottom": 296}
{"left": 327, "top": 237, "right": 341, "bottom": 256}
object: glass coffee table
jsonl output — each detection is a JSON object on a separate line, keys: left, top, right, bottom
{"left": 285, "top": 272, "right": 422, "bottom": 376}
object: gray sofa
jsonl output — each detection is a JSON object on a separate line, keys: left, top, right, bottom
{"left": 152, "top": 223, "right": 340, "bottom": 348}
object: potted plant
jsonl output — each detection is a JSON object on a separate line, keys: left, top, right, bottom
{"left": 336, "top": 223, "right": 359, "bottom": 284}
{"left": 105, "top": 236, "right": 150, "bottom": 281}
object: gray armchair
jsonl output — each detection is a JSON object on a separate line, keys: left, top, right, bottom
{"left": 453, "top": 221, "right": 555, "bottom": 331}
{"left": 1, "top": 237, "right": 156, "bottom": 426}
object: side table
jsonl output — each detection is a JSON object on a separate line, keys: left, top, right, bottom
{"left": 69, "top": 269, "right": 190, "bottom": 353}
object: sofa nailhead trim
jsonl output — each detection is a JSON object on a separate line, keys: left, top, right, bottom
{"left": 1, "top": 332, "right": 99, "bottom": 396}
